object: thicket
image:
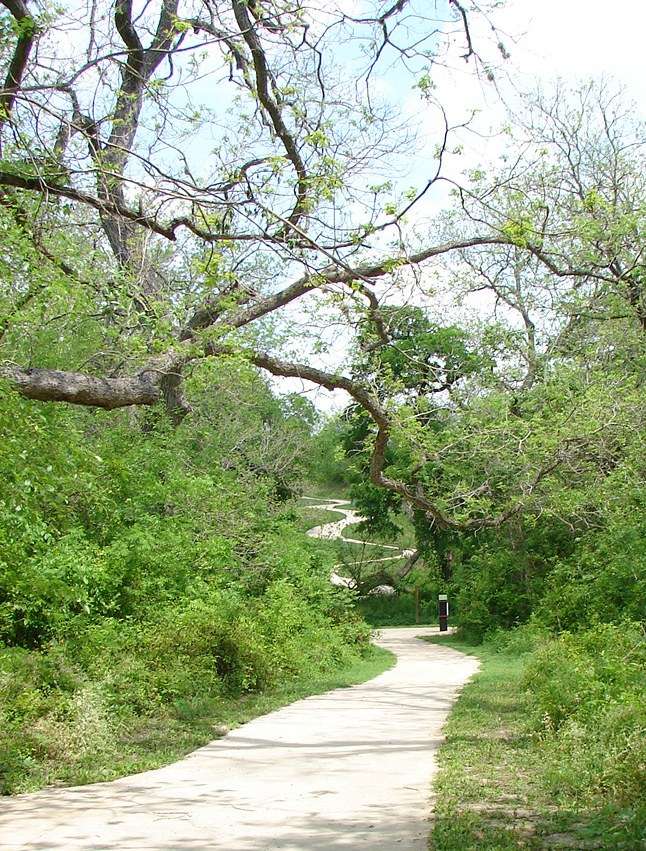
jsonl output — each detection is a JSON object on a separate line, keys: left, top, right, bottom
{"left": 486, "top": 621, "right": 646, "bottom": 823}
{"left": 429, "top": 626, "right": 645, "bottom": 849}
{"left": 0, "top": 372, "right": 370, "bottom": 794}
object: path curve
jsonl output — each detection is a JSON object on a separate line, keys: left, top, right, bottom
{"left": 304, "top": 498, "right": 415, "bottom": 590}
{"left": 304, "top": 497, "right": 413, "bottom": 553}
{"left": 0, "top": 629, "right": 478, "bottom": 850}
{"left": 0, "top": 503, "right": 479, "bottom": 850}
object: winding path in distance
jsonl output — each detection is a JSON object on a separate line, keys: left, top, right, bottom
{"left": 304, "top": 497, "right": 415, "bottom": 590}
{"left": 0, "top": 505, "right": 479, "bottom": 851}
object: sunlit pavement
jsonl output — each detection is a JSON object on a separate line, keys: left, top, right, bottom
{"left": 0, "top": 627, "right": 478, "bottom": 850}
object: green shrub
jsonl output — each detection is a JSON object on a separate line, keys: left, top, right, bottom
{"left": 534, "top": 508, "right": 646, "bottom": 632}
{"left": 484, "top": 621, "right": 548, "bottom": 655}
{"left": 449, "top": 542, "right": 542, "bottom": 641}
{"left": 521, "top": 622, "right": 646, "bottom": 808}
{"left": 357, "top": 593, "right": 436, "bottom": 626}
{"left": 523, "top": 623, "right": 645, "bottom": 728}
{"left": 0, "top": 576, "right": 371, "bottom": 792}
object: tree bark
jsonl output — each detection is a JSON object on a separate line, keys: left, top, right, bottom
{"left": 1, "top": 365, "right": 159, "bottom": 408}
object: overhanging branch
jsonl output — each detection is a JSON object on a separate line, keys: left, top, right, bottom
{"left": 2, "top": 343, "right": 574, "bottom": 533}
{"left": 1, "top": 365, "right": 160, "bottom": 408}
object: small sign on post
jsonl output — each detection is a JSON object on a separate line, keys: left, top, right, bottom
{"left": 438, "top": 594, "right": 449, "bottom": 632}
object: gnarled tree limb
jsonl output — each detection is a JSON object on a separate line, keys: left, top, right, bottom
{"left": 1, "top": 365, "right": 160, "bottom": 408}
{"left": 0, "top": 0, "right": 37, "bottom": 139}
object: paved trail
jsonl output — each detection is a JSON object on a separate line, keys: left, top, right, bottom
{"left": 304, "top": 498, "right": 414, "bottom": 554}
{"left": 0, "top": 630, "right": 477, "bottom": 850}
{"left": 1, "top": 502, "right": 478, "bottom": 851}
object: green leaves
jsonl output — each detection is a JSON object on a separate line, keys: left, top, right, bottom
{"left": 500, "top": 215, "right": 536, "bottom": 248}
{"left": 303, "top": 128, "right": 329, "bottom": 149}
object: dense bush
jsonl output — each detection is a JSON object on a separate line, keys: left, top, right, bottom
{"left": 0, "top": 580, "right": 369, "bottom": 793}
{"left": 0, "top": 382, "right": 371, "bottom": 794}
{"left": 484, "top": 621, "right": 548, "bottom": 656}
{"left": 432, "top": 483, "right": 645, "bottom": 643}
{"left": 523, "top": 623, "right": 646, "bottom": 807}
{"left": 357, "top": 593, "right": 436, "bottom": 626}
{"left": 534, "top": 505, "right": 646, "bottom": 632}
{"left": 449, "top": 543, "right": 538, "bottom": 641}
{"left": 483, "top": 622, "right": 646, "bottom": 812}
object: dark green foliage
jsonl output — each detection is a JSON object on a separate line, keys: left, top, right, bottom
{"left": 522, "top": 623, "right": 646, "bottom": 807}
{"left": 348, "top": 480, "right": 403, "bottom": 539}
{"left": 428, "top": 631, "right": 645, "bottom": 850}
{"left": 355, "top": 306, "right": 488, "bottom": 398}
{"left": 534, "top": 503, "right": 646, "bottom": 632}
{"left": 357, "top": 593, "right": 436, "bottom": 626}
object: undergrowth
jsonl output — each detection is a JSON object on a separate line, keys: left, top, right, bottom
{"left": 1, "top": 602, "right": 388, "bottom": 794}
{"left": 428, "top": 623, "right": 645, "bottom": 850}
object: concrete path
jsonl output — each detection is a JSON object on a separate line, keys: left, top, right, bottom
{"left": 0, "top": 628, "right": 478, "bottom": 850}
{"left": 305, "top": 498, "right": 413, "bottom": 553}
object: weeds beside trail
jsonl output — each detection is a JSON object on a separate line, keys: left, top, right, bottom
{"left": 1, "top": 642, "right": 393, "bottom": 794}
{"left": 427, "top": 626, "right": 645, "bottom": 851}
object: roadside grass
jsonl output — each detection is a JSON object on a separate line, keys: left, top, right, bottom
{"left": 343, "top": 516, "right": 417, "bottom": 551}
{"left": 294, "top": 495, "right": 341, "bottom": 507}
{"left": 334, "top": 537, "right": 403, "bottom": 561}
{"left": 426, "top": 635, "right": 645, "bottom": 850}
{"left": 296, "top": 483, "right": 349, "bottom": 501}
{"left": 13, "top": 645, "right": 394, "bottom": 792}
{"left": 294, "top": 505, "right": 346, "bottom": 533}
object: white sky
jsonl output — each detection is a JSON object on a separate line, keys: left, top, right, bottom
{"left": 502, "top": 0, "right": 646, "bottom": 99}
{"left": 409, "top": 0, "right": 645, "bottom": 172}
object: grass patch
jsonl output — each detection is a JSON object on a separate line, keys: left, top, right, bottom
{"left": 343, "top": 516, "right": 417, "bottom": 551}
{"left": 299, "top": 482, "right": 350, "bottom": 500}
{"left": 426, "top": 635, "right": 645, "bottom": 850}
{"left": 296, "top": 505, "right": 347, "bottom": 533}
{"left": 7, "top": 645, "right": 394, "bottom": 793}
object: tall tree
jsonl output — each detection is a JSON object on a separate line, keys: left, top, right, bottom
{"left": 0, "top": 1, "right": 642, "bottom": 533}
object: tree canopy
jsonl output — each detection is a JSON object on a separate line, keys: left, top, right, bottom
{"left": 0, "top": 1, "right": 643, "bottom": 532}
